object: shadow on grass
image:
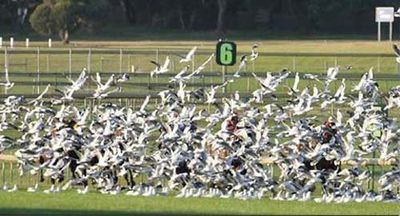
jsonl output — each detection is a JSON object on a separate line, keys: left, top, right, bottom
{"left": 0, "top": 208, "right": 209, "bottom": 216}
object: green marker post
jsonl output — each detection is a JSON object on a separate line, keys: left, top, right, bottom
{"left": 216, "top": 41, "right": 237, "bottom": 94}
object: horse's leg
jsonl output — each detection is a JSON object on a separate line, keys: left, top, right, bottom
{"left": 39, "top": 156, "right": 45, "bottom": 183}
{"left": 112, "top": 169, "right": 118, "bottom": 187}
{"left": 128, "top": 169, "right": 135, "bottom": 189}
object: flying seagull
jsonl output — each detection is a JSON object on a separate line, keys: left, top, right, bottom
{"left": 250, "top": 44, "right": 259, "bottom": 61}
{"left": 392, "top": 44, "right": 400, "bottom": 63}
{"left": 178, "top": 46, "right": 197, "bottom": 63}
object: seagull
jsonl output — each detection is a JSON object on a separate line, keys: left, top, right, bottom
{"left": 186, "top": 54, "right": 214, "bottom": 79}
{"left": 232, "top": 55, "right": 247, "bottom": 78}
{"left": 28, "top": 84, "right": 51, "bottom": 105}
{"left": 66, "top": 68, "right": 87, "bottom": 92}
{"left": 116, "top": 73, "right": 130, "bottom": 83}
{"left": 0, "top": 67, "right": 14, "bottom": 90}
{"left": 170, "top": 66, "right": 190, "bottom": 83}
{"left": 150, "top": 56, "right": 170, "bottom": 78}
{"left": 288, "top": 72, "right": 300, "bottom": 95}
{"left": 250, "top": 44, "right": 259, "bottom": 61}
{"left": 178, "top": 46, "right": 197, "bottom": 63}
{"left": 303, "top": 73, "right": 320, "bottom": 82}
{"left": 92, "top": 73, "right": 115, "bottom": 98}
{"left": 392, "top": 44, "right": 400, "bottom": 63}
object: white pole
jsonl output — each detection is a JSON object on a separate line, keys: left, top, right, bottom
{"left": 48, "top": 38, "right": 52, "bottom": 48}
{"left": 69, "top": 48, "right": 72, "bottom": 78}
{"left": 378, "top": 22, "right": 381, "bottom": 42}
{"left": 25, "top": 38, "right": 29, "bottom": 48}
{"left": 0, "top": 37, "right": 2, "bottom": 48}
{"left": 37, "top": 48, "right": 40, "bottom": 94}
{"left": 10, "top": 37, "right": 14, "bottom": 48}
{"left": 4, "top": 47, "right": 8, "bottom": 95}
{"left": 119, "top": 48, "right": 122, "bottom": 74}
{"left": 4, "top": 47, "right": 7, "bottom": 73}
{"left": 87, "top": 48, "right": 91, "bottom": 73}
{"left": 390, "top": 22, "right": 393, "bottom": 41}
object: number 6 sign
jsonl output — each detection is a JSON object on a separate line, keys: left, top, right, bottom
{"left": 216, "top": 41, "right": 237, "bottom": 66}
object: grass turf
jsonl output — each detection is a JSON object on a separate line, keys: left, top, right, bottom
{"left": 0, "top": 191, "right": 399, "bottom": 215}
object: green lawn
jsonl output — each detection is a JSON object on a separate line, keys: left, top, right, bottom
{"left": 0, "top": 191, "right": 398, "bottom": 215}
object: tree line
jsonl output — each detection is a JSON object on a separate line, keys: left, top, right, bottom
{"left": 2, "top": 0, "right": 400, "bottom": 43}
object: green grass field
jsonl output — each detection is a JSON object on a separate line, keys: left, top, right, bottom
{"left": 1, "top": 39, "right": 400, "bottom": 215}
{"left": 0, "top": 191, "right": 399, "bottom": 215}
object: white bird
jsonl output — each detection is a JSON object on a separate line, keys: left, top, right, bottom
{"left": 233, "top": 55, "right": 247, "bottom": 78}
{"left": 288, "top": 72, "right": 300, "bottom": 95}
{"left": 28, "top": 84, "right": 51, "bottom": 104}
{"left": 92, "top": 73, "right": 115, "bottom": 96}
{"left": 186, "top": 54, "right": 214, "bottom": 78}
{"left": 178, "top": 46, "right": 197, "bottom": 63}
{"left": 250, "top": 44, "right": 259, "bottom": 61}
{"left": 392, "top": 44, "right": 400, "bottom": 63}
{"left": 170, "top": 66, "right": 190, "bottom": 83}
{"left": 150, "top": 56, "right": 170, "bottom": 78}
{"left": 0, "top": 66, "right": 14, "bottom": 90}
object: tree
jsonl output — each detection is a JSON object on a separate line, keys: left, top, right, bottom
{"left": 29, "top": 0, "right": 107, "bottom": 44}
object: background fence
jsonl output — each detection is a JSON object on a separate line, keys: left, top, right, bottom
{"left": 0, "top": 47, "right": 400, "bottom": 98}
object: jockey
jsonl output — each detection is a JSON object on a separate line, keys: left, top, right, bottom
{"left": 222, "top": 113, "right": 240, "bottom": 134}
{"left": 320, "top": 120, "right": 337, "bottom": 144}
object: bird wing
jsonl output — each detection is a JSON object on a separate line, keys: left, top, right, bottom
{"left": 150, "top": 60, "right": 161, "bottom": 68}
{"left": 367, "top": 67, "right": 374, "bottom": 80}
{"left": 162, "top": 56, "right": 170, "bottom": 70}
{"left": 96, "top": 72, "right": 102, "bottom": 84}
{"left": 190, "top": 54, "right": 214, "bottom": 76}
{"left": 104, "top": 74, "right": 114, "bottom": 88}
{"left": 28, "top": 84, "right": 51, "bottom": 104}
{"left": 4, "top": 67, "right": 9, "bottom": 82}
{"left": 91, "top": 73, "right": 102, "bottom": 87}
{"left": 393, "top": 44, "right": 400, "bottom": 57}
{"left": 334, "top": 79, "right": 346, "bottom": 98}
{"left": 175, "top": 66, "right": 189, "bottom": 78}
{"left": 292, "top": 72, "right": 299, "bottom": 91}
{"left": 140, "top": 95, "right": 150, "bottom": 112}
{"left": 76, "top": 69, "right": 86, "bottom": 84}
{"left": 186, "top": 46, "right": 197, "bottom": 59}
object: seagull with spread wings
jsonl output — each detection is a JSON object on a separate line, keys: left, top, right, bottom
{"left": 150, "top": 56, "right": 170, "bottom": 78}
{"left": 392, "top": 44, "right": 400, "bottom": 63}
{"left": 177, "top": 46, "right": 197, "bottom": 63}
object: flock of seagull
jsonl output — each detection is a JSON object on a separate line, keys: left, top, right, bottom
{"left": 0, "top": 43, "right": 399, "bottom": 203}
